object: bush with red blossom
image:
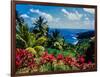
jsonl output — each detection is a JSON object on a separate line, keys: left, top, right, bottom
{"left": 77, "top": 55, "right": 85, "bottom": 64}
{"left": 41, "top": 52, "right": 56, "bottom": 64}
{"left": 16, "top": 48, "right": 35, "bottom": 69}
{"left": 57, "top": 54, "right": 64, "bottom": 60}
{"left": 16, "top": 48, "right": 95, "bottom": 73}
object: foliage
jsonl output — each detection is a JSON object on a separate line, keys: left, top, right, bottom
{"left": 16, "top": 12, "right": 36, "bottom": 48}
{"left": 32, "top": 16, "right": 48, "bottom": 38}
{"left": 35, "top": 36, "right": 47, "bottom": 46}
{"left": 76, "top": 39, "right": 90, "bottom": 55}
{"left": 16, "top": 30, "right": 36, "bottom": 48}
{"left": 16, "top": 48, "right": 35, "bottom": 69}
{"left": 16, "top": 16, "right": 49, "bottom": 48}
{"left": 26, "top": 47, "right": 36, "bottom": 55}
{"left": 47, "top": 48, "right": 76, "bottom": 57}
{"left": 33, "top": 46, "right": 45, "bottom": 56}
{"left": 16, "top": 49, "right": 95, "bottom": 74}
{"left": 47, "top": 29, "right": 67, "bottom": 50}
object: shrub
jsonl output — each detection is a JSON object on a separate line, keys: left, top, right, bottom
{"left": 16, "top": 48, "right": 95, "bottom": 73}
{"left": 36, "top": 36, "right": 47, "bottom": 45}
{"left": 33, "top": 46, "right": 45, "bottom": 56}
{"left": 26, "top": 47, "right": 37, "bottom": 55}
{"left": 16, "top": 48, "right": 35, "bottom": 69}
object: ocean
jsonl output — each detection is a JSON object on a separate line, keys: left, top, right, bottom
{"left": 48, "top": 28, "right": 94, "bottom": 45}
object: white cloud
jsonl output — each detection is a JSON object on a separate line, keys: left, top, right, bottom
{"left": 49, "top": 18, "right": 94, "bottom": 29}
{"left": 20, "top": 14, "right": 29, "bottom": 18}
{"left": 83, "top": 20, "right": 94, "bottom": 29}
{"left": 85, "top": 17, "right": 89, "bottom": 21}
{"left": 30, "top": 9, "right": 53, "bottom": 22}
{"left": 61, "top": 8, "right": 83, "bottom": 20}
{"left": 52, "top": 18, "right": 61, "bottom": 23}
{"left": 83, "top": 8, "right": 95, "bottom": 14}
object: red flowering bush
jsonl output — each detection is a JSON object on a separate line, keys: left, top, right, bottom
{"left": 65, "top": 56, "right": 75, "bottom": 65}
{"left": 76, "top": 55, "right": 95, "bottom": 70}
{"left": 77, "top": 55, "right": 85, "bottom": 64}
{"left": 16, "top": 48, "right": 35, "bottom": 69}
{"left": 57, "top": 54, "right": 64, "bottom": 60}
{"left": 16, "top": 48, "right": 95, "bottom": 73}
{"left": 41, "top": 52, "right": 56, "bottom": 64}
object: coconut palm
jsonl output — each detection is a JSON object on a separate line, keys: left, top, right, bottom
{"left": 47, "top": 29, "right": 67, "bottom": 50}
{"left": 32, "top": 16, "right": 49, "bottom": 39}
{"left": 16, "top": 11, "right": 36, "bottom": 48}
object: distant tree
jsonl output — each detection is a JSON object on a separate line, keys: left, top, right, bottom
{"left": 47, "top": 29, "right": 67, "bottom": 50}
{"left": 16, "top": 11, "right": 24, "bottom": 26}
{"left": 76, "top": 31, "right": 95, "bottom": 39}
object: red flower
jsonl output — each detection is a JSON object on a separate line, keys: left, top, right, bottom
{"left": 28, "top": 60, "right": 35, "bottom": 68}
{"left": 16, "top": 48, "right": 35, "bottom": 69}
{"left": 41, "top": 52, "right": 56, "bottom": 64}
{"left": 48, "top": 54, "right": 56, "bottom": 62}
{"left": 27, "top": 53, "right": 33, "bottom": 58}
{"left": 41, "top": 52, "right": 49, "bottom": 64}
{"left": 57, "top": 54, "right": 64, "bottom": 60}
{"left": 65, "top": 56, "right": 72, "bottom": 62}
{"left": 78, "top": 56, "right": 85, "bottom": 64}
{"left": 43, "top": 55, "right": 49, "bottom": 61}
{"left": 42, "top": 51, "right": 48, "bottom": 57}
{"left": 65, "top": 56, "right": 77, "bottom": 66}
{"left": 41, "top": 59, "right": 47, "bottom": 64}
{"left": 16, "top": 61, "right": 20, "bottom": 68}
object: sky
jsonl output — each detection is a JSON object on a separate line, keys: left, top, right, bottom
{"left": 16, "top": 4, "right": 95, "bottom": 30}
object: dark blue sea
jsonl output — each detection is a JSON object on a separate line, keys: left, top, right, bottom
{"left": 49, "top": 28, "right": 94, "bottom": 45}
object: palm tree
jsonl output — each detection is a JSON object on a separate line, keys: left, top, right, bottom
{"left": 16, "top": 11, "right": 36, "bottom": 48}
{"left": 47, "top": 29, "right": 66, "bottom": 50}
{"left": 32, "top": 16, "right": 48, "bottom": 39}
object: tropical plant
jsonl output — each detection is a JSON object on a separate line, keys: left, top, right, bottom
{"left": 16, "top": 48, "right": 35, "bottom": 69}
{"left": 16, "top": 12, "right": 48, "bottom": 48}
{"left": 16, "top": 48, "right": 95, "bottom": 74}
{"left": 16, "top": 27, "right": 36, "bottom": 48}
{"left": 33, "top": 46, "right": 45, "bottom": 56}
{"left": 32, "top": 16, "right": 49, "bottom": 38}
{"left": 35, "top": 36, "right": 47, "bottom": 46}
{"left": 47, "top": 48, "right": 77, "bottom": 58}
{"left": 76, "top": 39, "right": 90, "bottom": 55}
{"left": 16, "top": 12, "right": 36, "bottom": 48}
{"left": 47, "top": 29, "right": 67, "bottom": 50}
{"left": 26, "top": 47, "right": 37, "bottom": 55}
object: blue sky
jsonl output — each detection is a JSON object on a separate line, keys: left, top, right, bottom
{"left": 16, "top": 4, "right": 95, "bottom": 30}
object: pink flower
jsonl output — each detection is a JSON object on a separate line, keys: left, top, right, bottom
{"left": 88, "top": 61, "right": 92, "bottom": 64}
